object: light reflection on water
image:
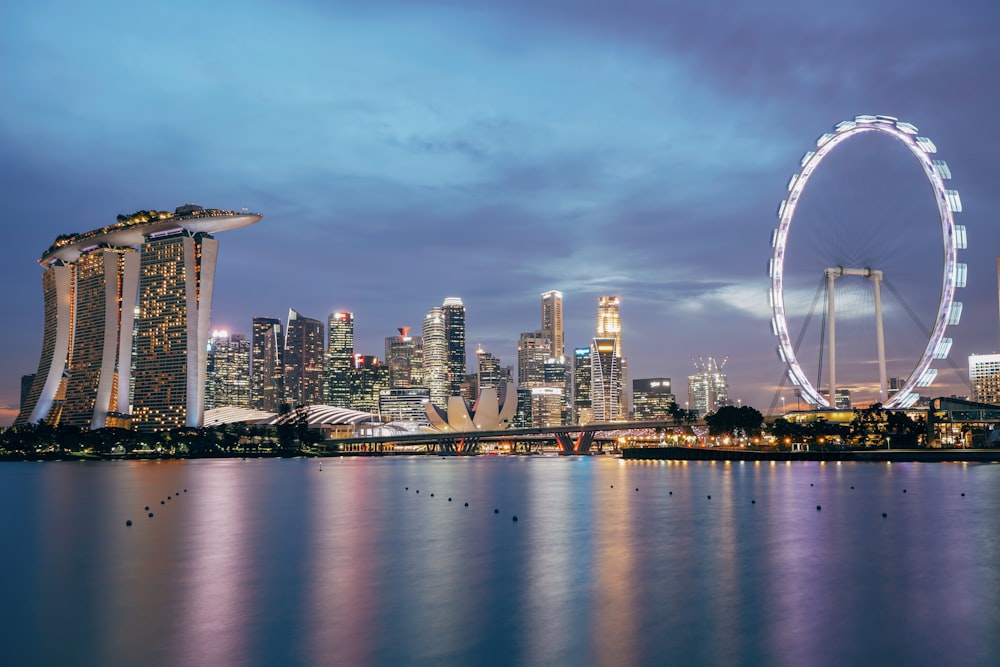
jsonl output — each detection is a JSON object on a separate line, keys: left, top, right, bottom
{"left": 1, "top": 457, "right": 998, "bottom": 666}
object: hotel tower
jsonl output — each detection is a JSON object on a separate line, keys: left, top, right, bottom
{"left": 16, "top": 205, "right": 261, "bottom": 431}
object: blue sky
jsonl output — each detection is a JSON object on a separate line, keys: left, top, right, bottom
{"left": 2, "top": 0, "right": 998, "bottom": 424}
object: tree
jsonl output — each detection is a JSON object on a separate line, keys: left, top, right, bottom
{"left": 705, "top": 405, "right": 764, "bottom": 440}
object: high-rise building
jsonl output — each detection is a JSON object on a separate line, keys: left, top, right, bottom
{"left": 60, "top": 247, "right": 139, "bottom": 429}
{"left": 20, "top": 374, "right": 35, "bottom": 413}
{"left": 477, "top": 347, "right": 502, "bottom": 394}
{"left": 423, "top": 306, "right": 448, "bottom": 408}
{"left": 573, "top": 347, "right": 593, "bottom": 425}
{"left": 443, "top": 297, "right": 466, "bottom": 395}
{"left": 348, "top": 355, "right": 389, "bottom": 413}
{"left": 592, "top": 337, "right": 622, "bottom": 422}
{"left": 632, "top": 378, "right": 676, "bottom": 420}
{"left": 132, "top": 231, "right": 219, "bottom": 432}
{"left": 531, "top": 386, "right": 564, "bottom": 427}
{"left": 969, "top": 354, "right": 1000, "bottom": 404}
{"left": 541, "top": 290, "right": 564, "bottom": 358}
{"left": 206, "top": 331, "right": 251, "bottom": 409}
{"left": 18, "top": 206, "right": 260, "bottom": 431}
{"left": 385, "top": 326, "right": 422, "bottom": 389}
{"left": 326, "top": 311, "right": 354, "bottom": 406}
{"left": 284, "top": 309, "right": 324, "bottom": 406}
{"left": 517, "top": 330, "right": 551, "bottom": 389}
{"left": 688, "top": 357, "right": 729, "bottom": 416}
{"left": 251, "top": 316, "right": 284, "bottom": 411}
{"left": 379, "top": 387, "right": 431, "bottom": 424}
{"left": 595, "top": 295, "right": 627, "bottom": 416}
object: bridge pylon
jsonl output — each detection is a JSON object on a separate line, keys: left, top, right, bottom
{"left": 555, "top": 431, "right": 595, "bottom": 455}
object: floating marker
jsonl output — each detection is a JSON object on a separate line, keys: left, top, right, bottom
{"left": 126, "top": 520, "right": 132, "bottom": 526}
{"left": 816, "top": 505, "right": 821, "bottom": 511}
{"left": 882, "top": 512, "right": 888, "bottom": 518}
{"left": 465, "top": 502, "right": 469, "bottom": 507}
{"left": 707, "top": 495, "right": 712, "bottom": 499}
{"left": 148, "top": 512, "right": 153, "bottom": 518}
{"left": 512, "top": 515, "right": 518, "bottom": 522}
{"left": 448, "top": 497, "right": 452, "bottom": 502}
{"left": 494, "top": 508, "right": 499, "bottom": 514}
{"left": 752, "top": 500, "right": 756, "bottom": 504}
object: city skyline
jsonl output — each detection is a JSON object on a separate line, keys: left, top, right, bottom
{"left": 2, "top": 0, "right": 999, "bottom": 425}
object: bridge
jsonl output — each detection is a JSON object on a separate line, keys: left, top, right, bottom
{"left": 315, "top": 419, "right": 702, "bottom": 456}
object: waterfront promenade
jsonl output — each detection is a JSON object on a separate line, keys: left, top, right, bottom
{"left": 622, "top": 446, "right": 1000, "bottom": 463}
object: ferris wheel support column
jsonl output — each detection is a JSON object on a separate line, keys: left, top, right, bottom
{"left": 871, "top": 270, "right": 888, "bottom": 404}
{"left": 825, "top": 267, "right": 840, "bottom": 407}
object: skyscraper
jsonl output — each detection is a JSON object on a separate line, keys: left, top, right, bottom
{"left": 688, "top": 357, "right": 729, "bottom": 416}
{"left": 348, "top": 354, "right": 389, "bottom": 413}
{"left": 541, "top": 289, "right": 564, "bottom": 358}
{"left": 60, "top": 247, "right": 139, "bottom": 429}
{"left": 385, "top": 326, "right": 422, "bottom": 389}
{"left": 476, "top": 347, "right": 502, "bottom": 395}
{"left": 517, "top": 330, "right": 551, "bottom": 389}
{"left": 969, "top": 353, "right": 1000, "bottom": 404}
{"left": 284, "top": 309, "right": 324, "bottom": 406}
{"left": 326, "top": 311, "right": 354, "bottom": 406}
{"left": 251, "top": 316, "right": 284, "bottom": 411}
{"left": 18, "top": 205, "right": 261, "bottom": 430}
{"left": 595, "top": 295, "right": 627, "bottom": 416}
{"left": 632, "top": 378, "right": 676, "bottom": 420}
{"left": 132, "top": 231, "right": 219, "bottom": 432}
{"left": 592, "top": 337, "right": 622, "bottom": 422}
{"left": 573, "top": 347, "right": 593, "bottom": 425}
{"left": 206, "top": 331, "right": 251, "bottom": 409}
{"left": 423, "top": 306, "right": 448, "bottom": 408}
{"left": 443, "top": 297, "right": 466, "bottom": 395}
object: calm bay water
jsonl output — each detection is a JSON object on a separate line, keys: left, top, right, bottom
{"left": 1, "top": 456, "right": 997, "bottom": 666}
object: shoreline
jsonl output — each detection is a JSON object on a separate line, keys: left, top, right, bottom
{"left": 621, "top": 446, "right": 1000, "bottom": 463}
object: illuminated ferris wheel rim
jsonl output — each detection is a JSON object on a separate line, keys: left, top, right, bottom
{"left": 768, "top": 114, "right": 966, "bottom": 409}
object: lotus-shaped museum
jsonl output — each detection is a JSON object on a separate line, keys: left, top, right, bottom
{"left": 425, "top": 384, "right": 517, "bottom": 433}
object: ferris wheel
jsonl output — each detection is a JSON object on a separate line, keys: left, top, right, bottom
{"left": 769, "top": 115, "right": 967, "bottom": 409}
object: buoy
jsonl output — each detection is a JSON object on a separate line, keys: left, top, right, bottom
{"left": 610, "top": 484, "right": 614, "bottom": 488}
{"left": 707, "top": 495, "right": 711, "bottom": 499}
{"left": 465, "top": 502, "right": 469, "bottom": 507}
{"left": 126, "top": 520, "right": 132, "bottom": 526}
{"left": 512, "top": 515, "right": 518, "bottom": 522}
{"left": 810, "top": 483, "right": 814, "bottom": 487}
{"left": 430, "top": 493, "right": 434, "bottom": 497}
{"left": 167, "top": 496, "right": 171, "bottom": 500}
{"left": 635, "top": 488, "right": 639, "bottom": 492}
{"left": 416, "top": 490, "right": 419, "bottom": 494}
{"left": 145, "top": 506, "right": 149, "bottom": 511}
{"left": 494, "top": 508, "right": 499, "bottom": 514}
{"left": 751, "top": 500, "right": 756, "bottom": 504}
{"left": 448, "top": 497, "right": 452, "bottom": 502}
{"left": 669, "top": 491, "right": 672, "bottom": 495}
{"left": 816, "top": 505, "right": 821, "bottom": 511}
{"left": 160, "top": 500, "right": 165, "bottom": 505}
{"left": 184, "top": 489, "right": 187, "bottom": 493}
{"left": 850, "top": 486, "right": 854, "bottom": 490}
{"left": 882, "top": 512, "right": 887, "bottom": 518}
{"left": 148, "top": 512, "right": 153, "bottom": 518}
{"left": 903, "top": 489, "right": 907, "bottom": 493}
{"left": 961, "top": 492, "right": 965, "bottom": 497}
{"left": 405, "top": 487, "right": 409, "bottom": 490}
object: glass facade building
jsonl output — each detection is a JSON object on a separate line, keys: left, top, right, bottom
{"left": 251, "top": 316, "right": 284, "bottom": 411}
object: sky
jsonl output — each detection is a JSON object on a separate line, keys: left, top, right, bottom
{"left": 1, "top": 0, "right": 998, "bottom": 425}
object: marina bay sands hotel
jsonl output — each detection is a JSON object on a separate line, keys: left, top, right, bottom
{"left": 15, "top": 205, "right": 262, "bottom": 432}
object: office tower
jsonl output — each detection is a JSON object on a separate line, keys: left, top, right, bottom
{"left": 18, "top": 205, "right": 261, "bottom": 430}
{"left": 541, "top": 289, "right": 564, "bottom": 358}
{"left": 632, "top": 378, "right": 676, "bottom": 420}
{"left": 517, "top": 330, "right": 551, "bottom": 389}
{"left": 514, "top": 387, "right": 532, "bottom": 428}
{"left": 57, "top": 247, "right": 139, "bottom": 429}
{"left": 573, "top": 347, "right": 593, "bottom": 425}
{"left": 596, "top": 295, "right": 628, "bottom": 415}
{"left": 385, "top": 326, "right": 423, "bottom": 389}
{"left": 531, "top": 387, "right": 564, "bottom": 427}
{"left": 206, "top": 331, "right": 251, "bottom": 410}
{"left": 477, "top": 347, "right": 502, "bottom": 395}
{"left": 379, "top": 387, "right": 431, "bottom": 424}
{"left": 423, "top": 306, "right": 448, "bottom": 408}
{"left": 251, "top": 316, "right": 284, "bottom": 411}
{"left": 687, "top": 357, "right": 729, "bottom": 416}
{"left": 969, "top": 354, "right": 1000, "bottom": 404}
{"left": 326, "top": 311, "right": 354, "bottom": 406}
{"left": 596, "top": 295, "right": 622, "bottom": 352}
{"left": 284, "top": 309, "right": 324, "bottom": 406}
{"left": 443, "top": 297, "right": 466, "bottom": 395}
{"left": 592, "top": 337, "right": 622, "bottom": 422}
{"left": 348, "top": 355, "right": 389, "bottom": 413}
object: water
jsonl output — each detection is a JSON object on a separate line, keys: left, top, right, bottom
{"left": 1, "top": 457, "right": 997, "bottom": 666}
